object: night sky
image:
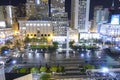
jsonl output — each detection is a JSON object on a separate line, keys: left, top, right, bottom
{"left": 0, "top": 0, "right": 119, "bottom": 20}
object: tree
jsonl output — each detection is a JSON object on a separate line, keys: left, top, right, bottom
{"left": 53, "top": 42, "right": 58, "bottom": 48}
{"left": 30, "top": 67, "right": 39, "bottom": 73}
{"left": 40, "top": 37, "right": 47, "bottom": 43}
{"left": 40, "top": 66, "right": 47, "bottom": 72}
{"left": 0, "top": 46, "right": 9, "bottom": 54}
{"left": 69, "top": 41, "right": 75, "bottom": 48}
{"left": 83, "top": 64, "right": 95, "bottom": 70}
{"left": 5, "top": 40, "right": 13, "bottom": 47}
{"left": 50, "top": 66, "right": 57, "bottom": 72}
{"left": 24, "top": 36, "right": 30, "bottom": 43}
{"left": 15, "top": 40, "right": 22, "bottom": 50}
{"left": 19, "top": 68, "right": 27, "bottom": 73}
{"left": 40, "top": 73, "right": 51, "bottom": 80}
{"left": 57, "top": 66, "right": 64, "bottom": 72}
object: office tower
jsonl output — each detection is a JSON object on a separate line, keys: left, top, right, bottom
{"left": 0, "top": 6, "right": 6, "bottom": 28}
{"left": 51, "top": 0, "right": 69, "bottom": 36}
{"left": 14, "top": 3, "right": 26, "bottom": 19}
{"left": 94, "top": 6, "right": 109, "bottom": 23}
{"left": 26, "top": 0, "right": 49, "bottom": 19}
{"left": 5, "top": 6, "right": 15, "bottom": 27}
{"left": 0, "top": 6, "right": 5, "bottom": 21}
{"left": 51, "top": 0, "right": 65, "bottom": 14}
{"left": 0, "top": 65, "right": 5, "bottom": 80}
{"left": 93, "top": 6, "right": 109, "bottom": 32}
{"left": 71, "top": 0, "right": 90, "bottom": 32}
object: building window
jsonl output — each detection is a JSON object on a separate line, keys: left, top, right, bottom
{"left": 37, "top": 24, "right": 40, "bottom": 26}
{"left": 34, "top": 34, "right": 36, "bottom": 36}
{"left": 41, "top": 24, "right": 43, "bottom": 26}
{"left": 48, "top": 34, "right": 50, "bottom": 36}
{"left": 48, "top": 24, "right": 50, "bottom": 26}
{"left": 41, "top": 34, "right": 43, "bottom": 36}
{"left": 44, "top": 34, "right": 47, "bottom": 36}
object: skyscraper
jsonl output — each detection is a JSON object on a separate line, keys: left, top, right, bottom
{"left": 94, "top": 6, "right": 109, "bottom": 23}
{"left": 26, "top": 0, "right": 49, "bottom": 19}
{"left": 51, "top": 0, "right": 69, "bottom": 36}
{"left": 0, "top": 6, "right": 5, "bottom": 21}
{"left": 93, "top": 6, "right": 109, "bottom": 32}
{"left": 14, "top": 3, "right": 26, "bottom": 19}
{"left": 5, "top": 5, "right": 15, "bottom": 27}
{"left": 51, "top": 0, "right": 65, "bottom": 14}
{"left": 71, "top": 0, "right": 90, "bottom": 32}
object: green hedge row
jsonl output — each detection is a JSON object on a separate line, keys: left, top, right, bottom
{"left": 12, "top": 66, "right": 64, "bottom": 73}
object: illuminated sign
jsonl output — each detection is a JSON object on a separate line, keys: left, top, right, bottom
{"left": 111, "top": 15, "right": 120, "bottom": 24}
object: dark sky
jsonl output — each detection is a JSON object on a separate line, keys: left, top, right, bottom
{"left": 0, "top": 0, "right": 119, "bottom": 20}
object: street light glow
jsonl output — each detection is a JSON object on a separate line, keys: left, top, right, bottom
{"left": 12, "top": 60, "right": 17, "bottom": 64}
{"left": 101, "top": 67, "right": 109, "bottom": 73}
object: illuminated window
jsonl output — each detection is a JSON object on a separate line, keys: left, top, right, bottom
{"left": 44, "top": 24, "right": 46, "bottom": 26}
{"left": 41, "top": 34, "right": 43, "bottom": 36}
{"left": 37, "top": 24, "right": 40, "bottom": 26}
{"left": 30, "top": 24, "right": 32, "bottom": 26}
{"left": 33, "top": 24, "right": 36, "bottom": 26}
{"left": 26, "top": 23, "right": 29, "bottom": 26}
{"left": 48, "top": 24, "right": 50, "bottom": 26}
{"left": 41, "top": 24, "right": 43, "bottom": 26}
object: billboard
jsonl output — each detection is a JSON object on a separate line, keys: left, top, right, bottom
{"left": 111, "top": 14, "right": 120, "bottom": 24}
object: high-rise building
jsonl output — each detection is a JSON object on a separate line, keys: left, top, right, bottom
{"left": 93, "top": 6, "right": 109, "bottom": 32}
{"left": 94, "top": 6, "right": 109, "bottom": 23}
{"left": 51, "top": 0, "right": 65, "bottom": 14}
{"left": 5, "top": 6, "right": 15, "bottom": 27}
{"left": 26, "top": 0, "right": 49, "bottom": 19}
{"left": 14, "top": 3, "right": 26, "bottom": 19}
{"left": 71, "top": 0, "right": 90, "bottom": 32}
{"left": 0, "top": 6, "right": 6, "bottom": 28}
{"left": 0, "top": 6, "right": 5, "bottom": 21}
{"left": 51, "top": 0, "right": 69, "bottom": 36}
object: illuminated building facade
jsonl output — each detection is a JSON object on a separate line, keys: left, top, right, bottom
{"left": 0, "top": 6, "right": 6, "bottom": 28}
{"left": 52, "top": 20, "right": 68, "bottom": 36}
{"left": 51, "top": 0, "right": 65, "bottom": 14}
{"left": 19, "top": 20, "right": 53, "bottom": 39}
{"left": 5, "top": 6, "right": 15, "bottom": 27}
{"left": 93, "top": 6, "right": 109, "bottom": 32}
{"left": 51, "top": 0, "right": 69, "bottom": 36}
{"left": 0, "top": 6, "right": 5, "bottom": 21}
{"left": 14, "top": 4, "right": 26, "bottom": 19}
{"left": 26, "top": 0, "right": 49, "bottom": 19}
{"left": 71, "top": 0, "right": 90, "bottom": 32}
{"left": 0, "top": 28, "right": 13, "bottom": 46}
